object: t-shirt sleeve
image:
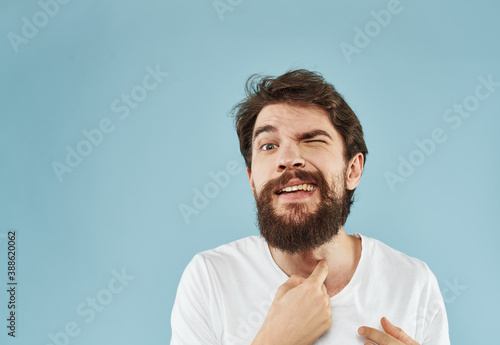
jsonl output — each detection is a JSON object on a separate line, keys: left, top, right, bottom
{"left": 170, "top": 254, "right": 220, "bottom": 345}
{"left": 422, "top": 306, "right": 450, "bottom": 345}
{"left": 421, "top": 267, "right": 451, "bottom": 345}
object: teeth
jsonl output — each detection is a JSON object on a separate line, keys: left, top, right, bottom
{"left": 279, "top": 184, "right": 316, "bottom": 193}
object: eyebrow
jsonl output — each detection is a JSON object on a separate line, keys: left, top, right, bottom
{"left": 252, "top": 126, "right": 333, "bottom": 142}
{"left": 253, "top": 125, "right": 276, "bottom": 142}
{"left": 298, "top": 129, "right": 333, "bottom": 141}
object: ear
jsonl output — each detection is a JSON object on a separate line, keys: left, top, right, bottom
{"left": 247, "top": 167, "right": 256, "bottom": 194}
{"left": 345, "top": 153, "right": 364, "bottom": 191}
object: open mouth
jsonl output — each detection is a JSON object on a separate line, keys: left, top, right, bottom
{"left": 275, "top": 183, "right": 317, "bottom": 195}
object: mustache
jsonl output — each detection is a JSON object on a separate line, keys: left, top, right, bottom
{"left": 260, "top": 169, "right": 329, "bottom": 197}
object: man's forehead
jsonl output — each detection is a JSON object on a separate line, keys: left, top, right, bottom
{"left": 252, "top": 103, "right": 336, "bottom": 139}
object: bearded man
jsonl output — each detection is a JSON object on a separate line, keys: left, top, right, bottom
{"left": 170, "top": 69, "right": 450, "bottom": 345}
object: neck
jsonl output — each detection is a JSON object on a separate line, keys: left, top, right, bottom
{"left": 268, "top": 228, "right": 362, "bottom": 297}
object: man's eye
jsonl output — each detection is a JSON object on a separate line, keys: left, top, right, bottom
{"left": 305, "top": 140, "right": 326, "bottom": 144}
{"left": 261, "top": 143, "right": 277, "bottom": 151}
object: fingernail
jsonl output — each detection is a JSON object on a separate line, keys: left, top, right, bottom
{"left": 358, "top": 327, "right": 365, "bottom": 335}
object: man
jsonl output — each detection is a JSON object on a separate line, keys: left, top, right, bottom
{"left": 170, "top": 69, "right": 450, "bottom": 344}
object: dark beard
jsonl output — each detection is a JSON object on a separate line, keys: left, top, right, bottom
{"left": 255, "top": 168, "right": 349, "bottom": 255}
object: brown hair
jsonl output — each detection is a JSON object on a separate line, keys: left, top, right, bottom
{"left": 231, "top": 69, "right": 368, "bottom": 219}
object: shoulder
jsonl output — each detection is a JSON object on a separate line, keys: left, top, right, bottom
{"left": 187, "top": 235, "right": 264, "bottom": 272}
{"left": 357, "top": 233, "right": 437, "bottom": 284}
{"left": 197, "top": 235, "right": 263, "bottom": 259}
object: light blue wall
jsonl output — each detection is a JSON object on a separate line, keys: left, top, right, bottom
{"left": 1, "top": 0, "right": 498, "bottom": 344}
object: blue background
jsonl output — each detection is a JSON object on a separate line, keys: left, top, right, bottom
{"left": 1, "top": 0, "right": 499, "bottom": 344}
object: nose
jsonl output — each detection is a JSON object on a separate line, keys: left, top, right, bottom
{"left": 277, "top": 142, "right": 305, "bottom": 172}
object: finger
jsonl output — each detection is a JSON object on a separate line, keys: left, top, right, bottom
{"left": 306, "top": 260, "right": 328, "bottom": 285}
{"left": 320, "top": 284, "right": 331, "bottom": 305}
{"left": 289, "top": 274, "right": 306, "bottom": 284}
{"left": 359, "top": 326, "right": 399, "bottom": 345}
{"left": 276, "top": 275, "right": 305, "bottom": 298}
{"left": 381, "top": 317, "right": 418, "bottom": 345}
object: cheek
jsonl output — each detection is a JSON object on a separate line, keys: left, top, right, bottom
{"left": 253, "top": 175, "right": 268, "bottom": 194}
{"left": 251, "top": 157, "right": 273, "bottom": 186}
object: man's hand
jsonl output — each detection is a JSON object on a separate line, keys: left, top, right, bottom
{"left": 251, "top": 260, "right": 332, "bottom": 345}
{"left": 358, "top": 317, "right": 420, "bottom": 345}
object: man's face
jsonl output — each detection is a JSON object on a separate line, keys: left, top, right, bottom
{"left": 247, "top": 103, "right": 352, "bottom": 254}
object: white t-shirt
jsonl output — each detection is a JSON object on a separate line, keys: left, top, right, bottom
{"left": 170, "top": 233, "right": 450, "bottom": 344}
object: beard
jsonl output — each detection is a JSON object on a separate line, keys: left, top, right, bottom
{"left": 254, "top": 168, "right": 349, "bottom": 255}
